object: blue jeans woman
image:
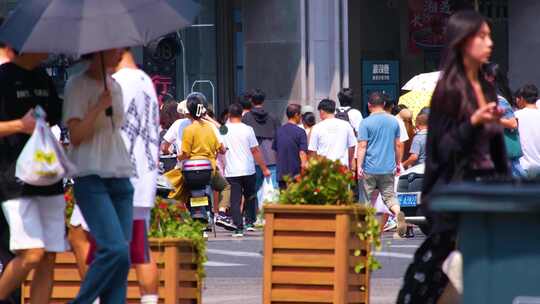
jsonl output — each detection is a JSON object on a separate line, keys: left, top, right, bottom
{"left": 64, "top": 49, "right": 135, "bottom": 303}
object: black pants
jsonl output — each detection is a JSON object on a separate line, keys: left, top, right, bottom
{"left": 397, "top": 230, "right": 456, "bottom": 304}
{"left": 226, "top": 174, "right": 257, "bottom": 229}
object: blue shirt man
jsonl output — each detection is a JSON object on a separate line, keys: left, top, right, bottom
{"left": 357, "top": 113, "right": 400, "bottom": 175}
{"left": 356, "top": 92, "right": 405, "bottom": 236}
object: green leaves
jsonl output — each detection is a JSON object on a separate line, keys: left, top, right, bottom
{"left": 149, "top": 197, "right": 208, "bottom": 279}
{"left": 278, "top": 157, "right": 355, "bottom": 206}
{"left": 278, "top": 157, "right": 383, "bottom": 276}
{"left": 354, "top": 263, "right": 365, "bottom": 274}
{"left": 353, "top": 207, "right": 382, "bottom": 272}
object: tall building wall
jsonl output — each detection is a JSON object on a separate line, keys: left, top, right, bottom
{"left": 242, "top": 0, "right": 348, "bottom": 120}
{"left": 508, "top": 0, "right": 540, "bottom": 89}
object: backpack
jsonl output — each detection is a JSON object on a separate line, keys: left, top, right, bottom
{"left": 335, "top": 107, "right": 352, "bottom": 122}
{"left": 335, "top": 107, "right": 359, "bottom": 136}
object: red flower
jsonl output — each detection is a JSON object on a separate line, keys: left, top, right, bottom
{"left": 176, "top": 203, "right": 188, "bottom": 212}
{"left": 314, "top": 188, "right": 320, "bottom": 193}
{"left": 339, "top": 166, "right": 348, "bottom": 174}
{"left": 295, "top": 175, "right": 302, "bottom": 182}
{"left": 159, "top": 202, "right": 168, "bottom": 210}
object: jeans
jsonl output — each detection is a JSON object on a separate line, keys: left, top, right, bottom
{"left": 71, "top": 175, "right": 134, "bottom": 304}
{"left": 510, "top": 159, "right": 526, "bottom": 178}
{"left": 226, "top": 174, "right": 257, "bottom": 229}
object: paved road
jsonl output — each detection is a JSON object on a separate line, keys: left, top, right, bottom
{"left": 202, "top": 227, "right": 424, "bottom": 304}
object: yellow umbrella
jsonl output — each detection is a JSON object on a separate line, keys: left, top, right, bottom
{"left": 399, "top": 90, "right": 433, "bottom": 121}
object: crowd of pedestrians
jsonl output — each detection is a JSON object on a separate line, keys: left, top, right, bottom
{"left": 0, "top": 43, "right": 432, "bottom": 301}
{"left": 3, "top": 8, "right": 540, "bottom": 304}
{"left": 0, "top": 48, "right": 162, "bottom": 303}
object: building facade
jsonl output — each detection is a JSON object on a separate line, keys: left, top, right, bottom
{"left": 3, "top": 0, "right": 538, "bottom": 119}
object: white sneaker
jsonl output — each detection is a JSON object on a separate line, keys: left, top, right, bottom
{"left": 232, "top": 229, "right": 244, "bottom": 237}
{"left": 383, "top": 217, "right": 398, "bottom": 232}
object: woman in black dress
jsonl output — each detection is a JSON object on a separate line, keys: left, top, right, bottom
{"left": 397, "top": 10, "right": 509, "bottom": 304}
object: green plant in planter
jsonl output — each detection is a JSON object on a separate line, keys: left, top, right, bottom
{"left": 149, "top": 196, "right": 207, "bottom": 279}
{"left": 278, "top": 156, "right": 382, "bottom": 272}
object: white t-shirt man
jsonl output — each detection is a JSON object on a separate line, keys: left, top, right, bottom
{"left": 223, "top": 122, "right": 259, "bottom": 177}
{"left": 337, "top": 106, "right": 363, "bottom": 134}
{"left": 113, "top": 68, "right": 160, "bottom": 208}
{"left": 515, "top": 107, "right": 540, "bottom": 175}
{"left": 163, "top": 118, "right": 192, "bottom": 152}
{"left": 308, "top": 118, "right": 357, "bottom": 165}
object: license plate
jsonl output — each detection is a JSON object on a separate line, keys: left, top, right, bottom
{"left": 398, "top": 193, "right": 420, "bottom": 207}
{"left": 190, "top": 196, "right": 209, "bottom": 207}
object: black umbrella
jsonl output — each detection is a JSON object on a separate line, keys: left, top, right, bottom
{"left": 0, "top": 0, "right": 200, "bottom": 125}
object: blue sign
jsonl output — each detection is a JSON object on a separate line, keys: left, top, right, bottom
{"left": 361, "top": 60, "right": 399, "bottom": 116}
{"left": 362, "top": 60, "right": 399, "bottom": 84}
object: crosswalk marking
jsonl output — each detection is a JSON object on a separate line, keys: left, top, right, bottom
{"left": 374, "top": 252, "right": 414, "bottom": 259}
{"left": 205, "top": 261, "right": 246, "bottom": 267}
{"left": 388, "top": 245, "right": 420, "bottom": 249}
{"left": 207, "top": 248, "right": 263, "bottom": 258}
{"left": 206, "top": 248, "right": 414, "bottom": 260}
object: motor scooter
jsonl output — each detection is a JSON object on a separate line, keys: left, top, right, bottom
{"left": 182, "top": 158, "right": 215, "bottom": 236}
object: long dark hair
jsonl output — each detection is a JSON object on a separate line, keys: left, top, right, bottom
{"left": 483, "top": 62, "right": 513, "bottom": 106}
{"left": 432, "top": 10, "right": 495, "bottom": 120}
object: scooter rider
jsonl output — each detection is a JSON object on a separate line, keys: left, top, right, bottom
{"left": 173, "top": 93, "right": 231, "bottom": 220}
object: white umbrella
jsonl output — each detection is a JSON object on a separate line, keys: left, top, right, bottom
{"left": 402, "top": 71, "right": 441, "bottom": 91}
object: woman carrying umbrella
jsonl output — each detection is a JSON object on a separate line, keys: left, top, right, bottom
{"left": 397, "top": 10, "right": 508, "bottom": 303}
{"left": 63, "top": 49, "right": 134, "bottom": 303}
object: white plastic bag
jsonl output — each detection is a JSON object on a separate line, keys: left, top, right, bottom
{"left": 257, "top": 177, "right": 278, "bottom": 209}
{"left": 373, "top": 173, "right": 400, "bottom": 215}
{"left": 15, "top": 106, "right": 76, "bottom": 186}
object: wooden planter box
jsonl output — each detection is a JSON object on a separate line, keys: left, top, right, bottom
{"left": 263, "top": 204, "right": 371, "bottom": 304}
{"left": 21, "top": 238, "right": 201, "bottom": 304}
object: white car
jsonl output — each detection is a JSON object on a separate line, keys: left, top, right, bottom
{"left": 396, "top": 164, "right": 430, "bottom": 234}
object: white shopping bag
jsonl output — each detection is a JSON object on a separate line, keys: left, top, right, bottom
{"left": 15, "top": 106, "right": 76, "bottom": 186}
{"left": 374, "top": 172, "right": 401, "bottom": 215}
{"left": 257, "top": 177, "right": 278, "bottom": 209}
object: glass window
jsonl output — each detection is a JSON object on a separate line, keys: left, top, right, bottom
{"left": 142, "top": 0, "right": 218, "bottom": 111}
{"left": 176, "top": 0, "right": 218, "bottom": 110}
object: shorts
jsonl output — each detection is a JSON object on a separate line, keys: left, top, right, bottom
{"left": 363, "top": 173, "right": 398, "bottom": 210}
{"left": 86, "top": 207, "right": 151, "bottom": 265}
{"left": 70, "top": 204, "right": 89, "bottom": 231}
{"left": 1, "top": 195, "right": 67, "bottom": 252}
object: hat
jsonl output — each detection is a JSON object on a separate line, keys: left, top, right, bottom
{"left": 177, "top": 99, "right": 187, "bottom": 115}
{"left": 301, "top": 105, "right": 314, "bottom": 114}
